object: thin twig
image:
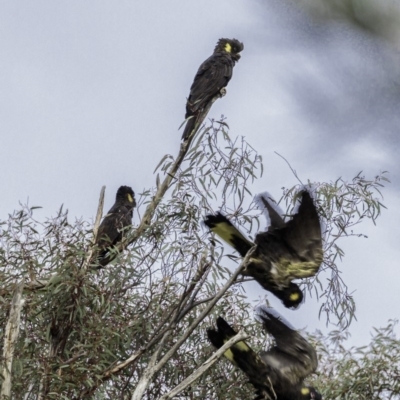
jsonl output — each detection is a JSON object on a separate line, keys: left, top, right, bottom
{"left": 274, "top": 151, "right": 303, "bottom": 185}
{"left": 177, "top": 295, "right": 215, "bottom": 320}
{"left": 102, "top": 349, "right": 143, "bottom": 379}
{"left": 61, "top": 352, "right": 87, "bottom": 366}
{"left": 174, "top": 249, "right": 211, "bottom": 322}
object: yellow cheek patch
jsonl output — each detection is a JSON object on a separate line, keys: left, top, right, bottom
{"left": 127, "top": 194, "right": 134, "bottom": 203}
{"left": 224, "top": 43, "right": 232, "bottom": 53}
{"left": 301, "top": 388, "right": 310, "bottom": 395}
{"left": 290, "top": 292, "right": 300, "bottom": 301}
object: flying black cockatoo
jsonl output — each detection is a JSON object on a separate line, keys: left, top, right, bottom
{"left": 207, "top": 306, "right": 322, "bottom": 400}
{"left": 203, "top": 190, "right": 323, "bottom": 309}
{"left": 95, "top": 186, "right": 136, "bottom": 260}
{"left": 181, "top": 38, "right": 244, "bottom": 140}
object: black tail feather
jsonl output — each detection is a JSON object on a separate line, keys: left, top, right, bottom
{"left": 182, "top": 116, "right": 196, "bottom": 140}
{"left": 204, "top": 213, "right": 253, "bottom": 257}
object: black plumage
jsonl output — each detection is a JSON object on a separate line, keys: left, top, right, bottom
{"left": 207, "top": 306, "right": 322, "bottom": 400}
{"left": 48, "top": 187, "right": 136, "bottom": 368}
{"left": 182, "top": 38, "right": 244, "bottom": 140}
{"left": 96, "top": 186, "right": 136, "bottom": 259}
{"left": 49, "top": 319, "right": 73, "bottom": 358}
{"left": 204, "top": 190, "right": 323, "bottom": 309}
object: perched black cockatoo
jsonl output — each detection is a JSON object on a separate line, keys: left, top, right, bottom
{"left": 207, "top": 306, "right": 322, "bottom": 400}
{"left": 181, "top": 38, "right": 244, "bottom": 140}
{"left": 204, "top": 190, "right": 323, "bottom": 308}
{"left": 95, "top": 186, "right": 136, "bottom": 259}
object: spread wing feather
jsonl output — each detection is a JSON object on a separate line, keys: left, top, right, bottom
{"left": 256, "top": 305, "right": 318, "bottom": 381}
{"left": 279, "top": 191, "right": 323, "bottom": 276}
{"left": 254, "top": 192, "right": 286, "bottom": 229}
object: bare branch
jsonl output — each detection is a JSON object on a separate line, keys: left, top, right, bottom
{"left": 92, "top": 186, "right": 106, "bottom": 241}
{"left": 274, "top": 151, "right": 303, "bottom": 185}
{"left": 1, "top": 281, "right": 24, "bottom": 398}
{"left": 130, "top": 247, "right": 254, "bottom": 400}
{"left": 98, "top": 93, "right": 222, "bottom": 269}
{"left": 159, "top": 330, "right": 249, "bottom": 400}
{"left": 82, "top": 185, "right": 105, "bottom": 271}
{"left": 131, "top": 330, "right": 172, "bottom": 400}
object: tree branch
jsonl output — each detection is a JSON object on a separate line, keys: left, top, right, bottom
{"left": 159, "top": 330, "right": 249, "bottom": 400}
{"left": 76, "top": 96, "right": 224, "bottom": 398}
{"left": 98, "top": 93, "right": 222, "bottom": 269}
{"left": 131, "top": 329, "right": 172, "bottom": 400}
{"left": 130, "top": 247, "right": 254, "bottom": 399}
{"left": 82, "top": 185, "right": 105, "bottom": 270}
{"left": 1, "top": 281, "right": 24, "bottom": 398}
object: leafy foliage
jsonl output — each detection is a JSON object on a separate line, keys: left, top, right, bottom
{"left": 313, "top": 320, "right": 400, "bottom": 399}
{"left": 0, "top": 121, "right": 391, "bottom": 399}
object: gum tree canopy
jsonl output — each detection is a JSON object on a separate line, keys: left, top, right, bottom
{"left": 0, "top": 108, "right": 395, "bottom": 399}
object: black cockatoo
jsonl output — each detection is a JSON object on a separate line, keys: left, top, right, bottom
{"left": 204, "top": 190, "right": 323, "bottom": 308}
{"left": 207, "top": 306, "right": 322, "bottom": 400}
{"left": 95, "top": 185, "right": 136, "bottom": 259}
{"left": 182, "top": 38, "right": 244, "bottom": 140}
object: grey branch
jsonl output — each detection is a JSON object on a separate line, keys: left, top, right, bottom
{"left": 1, "top": 281, "right": 24, "bottom": 398}
{"left": 131, "top": 330, "right": 171, "bottom": 400}
{"left": 82, "top": 185, "right": 105, "bottom": 270}
{"left": 75, "top": 95, "right": 224, "bottom": 398}
{"left": 98, "top": 91, "right": 222, "bottom": 269}
{"left": 130, "top": 247, "right": 254, "bottom": 400}
{"left": 92, "top": 185, "right": 106, "bottom": 242}
{"left": 159, "top": 330, "right": 249, "bottom": 400}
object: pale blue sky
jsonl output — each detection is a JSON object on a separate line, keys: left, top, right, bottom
{"left": 1, "top": 0, "right": 399, "bottom": 346}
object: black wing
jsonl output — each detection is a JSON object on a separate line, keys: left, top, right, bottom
{"left": 254, "top": 192, "right": 286, "bottom": 229}
{"left": 253, "top": 191, "right": 322, "bottom": 281}
{"left": 204, "top": 212, "right": 304, "bottom": 308}
{"left": 96, "top": 204, "right": 132, "bottom": 253}
{"left": 256, "top": 306, "right": 318, "bottom": 384}
{"left": 204, "top": 213, "right": 253, "bottom": 257}
{"left": 186, "top": 54, "right": 232, "bottom": 117}
{"left": 279, "top": 191, "right": 323, "bottom": 278}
